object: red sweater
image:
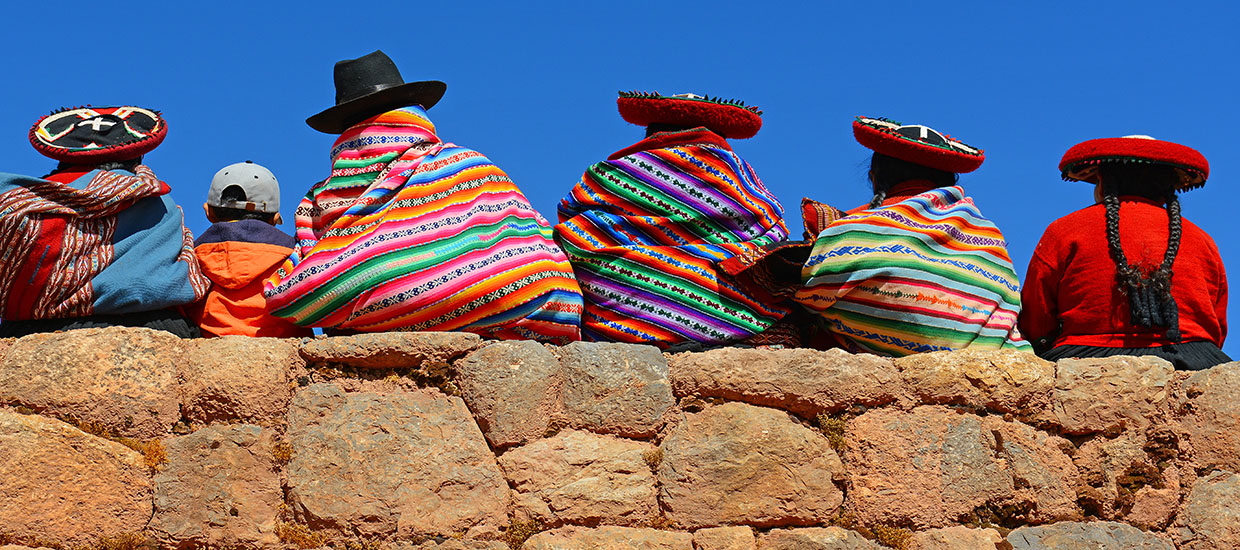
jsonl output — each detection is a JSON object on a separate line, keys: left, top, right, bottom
{"left": 1020, "top": 197, "right": 1227, "bottom": 349}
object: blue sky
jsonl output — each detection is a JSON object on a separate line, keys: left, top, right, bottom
{"left": 1, "top": 1, "right": 1236, "bottom": 356}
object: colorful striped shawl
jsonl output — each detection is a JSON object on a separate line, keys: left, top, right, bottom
{"left": 264, "top": 108, "right": 582, "bottom": 342}
{"left": 555, "top": 131, "right": 791, "bottom": 347}
{"left": 794, "top": 186, "right": 1031, "bottom": 356}
{"left": 0, "top": 167, "right": 208, "bottom": 320}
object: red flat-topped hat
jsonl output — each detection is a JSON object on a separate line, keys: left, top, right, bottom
{"left": 1059, "top": 135, "right": 1209, "bottom": 191}
{"left": 30, "top": 106, "right": 167, "bottom": 163}
{"left": 853, "top": 116, "right": 984, "bottom": 174}
{"left": 617, "top": 91, "right": 763, "bottom": 139}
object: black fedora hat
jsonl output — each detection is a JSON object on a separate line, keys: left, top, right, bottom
{"left": 306, "top": 50, "right": 446, "bottom": 134}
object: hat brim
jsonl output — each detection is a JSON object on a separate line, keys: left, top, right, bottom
{"left": 306, "top": 80, "right": 446, "bottom": 134}
{"left": 618, "top": 96, "right": 762, "bottom": 139}
{"left": 853, "top": 117, "right": 984, "bottom": 174}
{"left": 1059, "top": 137, "right": 1209, "bottom": 191}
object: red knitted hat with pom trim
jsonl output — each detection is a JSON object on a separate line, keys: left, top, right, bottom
{"left": 1059, "top": 135, "right": 1208, "bottom": 191}
{"left": 853, "top": 116, "right": 984, "bottom": 174}
{"left": 617, "top": 91, "right": 762, "bottom": 139}
{"left": 30, "top": 106, "right": 167, "bottom": 163}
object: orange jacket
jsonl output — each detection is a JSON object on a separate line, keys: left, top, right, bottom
{"left": 188, "top": 221, "right": 312, "bottom": 338}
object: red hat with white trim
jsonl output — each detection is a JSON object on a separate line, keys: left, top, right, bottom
{"left": 1059, "top": 135, "right": 1208, "bottom": 191}
{"left": 853, "top": 116, "right": 984, "bottom": 174}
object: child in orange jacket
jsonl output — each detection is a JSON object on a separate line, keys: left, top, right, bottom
{"left": 188, "top": 161, "right": 312, "bottom": 338}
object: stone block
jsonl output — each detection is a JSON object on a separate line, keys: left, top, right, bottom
{"left": 669, "top": 347, "right": 901, "bottom": 418}
{"left": 659, "top": 402, "right": 843, "bottom": 528}
{"left": 522, "top": 526, "right": 693, "bottom": 549}
{"left": 499, "top": 429, "right": 657, "bottom": 527}
{"left": 1051, "top": 356, "right": 1172, "bottom": 435}
{"left": 559, "top": 342, "right": 674, "bottom": 438}
{"left": 299, "top": 331, "right": 481, "bottom": 369}
{"left": 0, "top": 410, "right": 150, "bottom": 547}
{"left": 0, "top": 327, "right": 183, "bottom": 438}
{"left": 692, "top": 526, "right": 756, "bottom": 550}
{"left": 180, "top": 336, "right": 301, "bottom": 427}
{"left": 1006, "top": 521, "right": 1173, "bottom": 549}
{"left": 149, "top": 424, "right": 282, "bottom": 548}
{"left": 908, "top": 526, "right": 1003, "bottom": 550}
{"left": 847, "top": 406, "right": 1078, "bottom": 529}
{"left": 1175, "top": 362, "right": 1240, "bottom": 471}
{"left": 757, "top": 527, "right": 882, "bottom": 549}
{"left": 1172, "top": 470, "right": 1240, "bottom": 550}
{"left": 895, "top": 349, "right": 1054, "bottom": 417}
{"left": 286, "top": 384, "right": 508, "bottom": 539}
{"left": 457, "top": 341, "right": 562, "bottom": 449}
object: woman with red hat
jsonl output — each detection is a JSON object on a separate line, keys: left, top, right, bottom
{"left": 790, "top": 117, "right": 1031, "bottom": 355}
{"left": 1020, "top": 136, "right": 1229, "bottom": 370}
{"left": 555, "top": 91, "right": 791, "bottom": 349}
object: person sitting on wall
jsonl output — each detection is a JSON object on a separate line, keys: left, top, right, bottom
{"left": 0, "top": 106, "right": 209, "bottom": 338}
{"left": 264, "top": 50, "right": 582, "bottom": 342}
{"left": 554, "top": 91, "right": 793, "bottom": 349}
{"left": 790, "top": 117, "right": 1031, "bottom": 356}
{"left": 1020, "top": 135, "right": 1228, "bottom": 370}
{"left": 187, "top": 161, "right": 313, "bottom": 338}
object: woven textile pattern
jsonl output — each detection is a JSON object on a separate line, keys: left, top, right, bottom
{"left": 264, "top": 107, "right": 582, "bottom": 342}
{"left": 555, "top": 140, "right": 790, "bottom": 347}
{"left": 795, "top": 186, "right": 1031, "bottom": 356}
{"left": 0, "top": 166, "right": 209, "bottom": 319}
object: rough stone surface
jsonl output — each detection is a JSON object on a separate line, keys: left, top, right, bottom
{"left": 895, "top": 349, "right": 1054, "bottom": 417}
{"left": 1172, "top": 470, "right": 1240, "bottom": 549}
{"left": 1051, "top": 356, "right": 1173, "bottom": 435}
{"left": 669, "top": 348, "right": 901, "bottom": 418}
{"left": 457, "top": 341, "right": 561, "bottom": 449}
{"left": 659, "top": 402, "right": 844, "bottom": 529}
{"left": 757, "top": 527, "right": 882, "bottom": 549}
{"left": 180, "top": 337, "right": 300, "bottom": 427}
{"left": 908, "top": 526, "right": 1004, "bottom": 550}
{"left": 522, "top": 526, "right": 694, "bottom": 550}
{"left": 0, "top": 327, "right": 183, "bottom": 438}
{"left": 299, "top": 331, "right": 481, "bottom": 369}
{"left": 847, "top": 406, "right": 1078, "bottom": 529}
{"left": 393, "top": 541, "right": 508, "bottom": 550}
{"left": 1176, "top": 362, "right": 1240, "bottom": 471}
{"left": 286, "top": 384, "right": 508, "bottom": 539}
{"left": 0, "top": 410, "right": 151, "bottom": 546}
{"left": 1072, "top": 428, "right": 1180, "bottom": 527}
{"left": 149, "top": 424, "right": 282, "bottom": 548}
{"left": 692, "top": 526, "right": 756, "bottom": 550}
{"left": 1006, "top": 521, "right": 1174, "bottom": 549}
{"left": 559, "top": 342, "right": 674, "bottom": 438}
{"left": 499, "top": 429, "right": 657, "bottom": 527}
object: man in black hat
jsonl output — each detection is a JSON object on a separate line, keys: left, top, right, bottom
{"left": 264, "top": 50, "right": 583, "bottom": 342}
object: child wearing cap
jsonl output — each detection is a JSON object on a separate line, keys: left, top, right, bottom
{"left": 188, "top": 161, "right": 311, "bottom": 338}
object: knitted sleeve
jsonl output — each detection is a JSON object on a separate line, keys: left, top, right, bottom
{"left": 1019, "top": 227, "right": 1067, "bottom": 353}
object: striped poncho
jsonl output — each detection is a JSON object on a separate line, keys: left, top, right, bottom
{"left": 264, "top": 107, "right": 582, "bottom": 342}
{"left": 794, "top": 186, "right": 1031, "bottom": 355}
{"left": 555, "top": 129, "right": 790, "bottom": 347}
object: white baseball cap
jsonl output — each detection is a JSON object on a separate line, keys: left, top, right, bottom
{"left": 207, "top": 161, "right": 280, "bottom": 214}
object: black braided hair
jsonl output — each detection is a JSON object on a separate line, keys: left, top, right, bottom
{"left": 867, "top": 153, "right": 959, "bottom": 209}
{"left": 1098, "top": 162, "right": 1182, "bottom": 341}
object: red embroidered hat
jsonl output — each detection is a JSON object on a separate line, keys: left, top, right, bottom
{"left": 617, "top": 91, "right": 763, "bottom": 139}
{"left": 30, "top": 106, "right": 167, "bottom": 163}
{"left": 1059, "top": 135, "right": 1209, "bottom": 191}
{"left": 853, "top": 116, "right": 984, "bottom": 174}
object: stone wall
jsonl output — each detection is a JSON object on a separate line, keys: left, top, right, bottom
{"left": 0, "top": 327, "right": 1237, "bottom": 550}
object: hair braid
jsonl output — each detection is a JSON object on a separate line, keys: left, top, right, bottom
{"left": 1100, "top": 175, "right": 1183, "bottom": 341}
{"left": 868, "top": 186, "right": 888, "bottom": 210}
{"left": 1153, "top": 190, "right": 1182, "bottom": 340}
